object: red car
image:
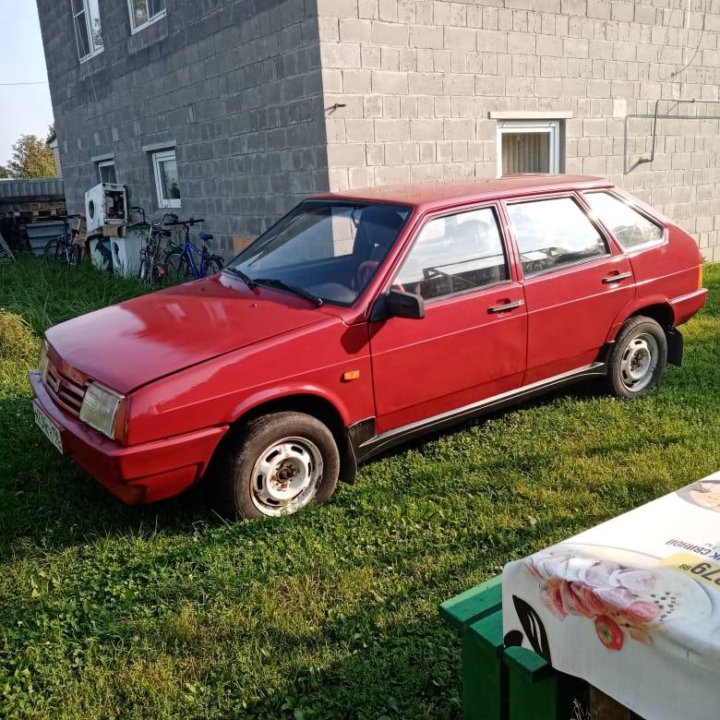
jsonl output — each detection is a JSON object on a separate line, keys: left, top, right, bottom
{"left": 30, "top": 175, "right": 707, "bottom": 519}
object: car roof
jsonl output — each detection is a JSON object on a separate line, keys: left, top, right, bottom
{"left": 311, "top": 174, "right": 614, "bottom": 212}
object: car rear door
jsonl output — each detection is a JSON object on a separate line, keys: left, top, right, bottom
{"left": 503, "top": 193, "right": 635, "bottom": 385}
{"left": 368, "top": 204, "right": 527, "bottom": 434}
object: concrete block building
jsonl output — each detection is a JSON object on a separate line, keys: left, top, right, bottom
{"left": 37, "top": 0, "right": 720, "bottom": 258}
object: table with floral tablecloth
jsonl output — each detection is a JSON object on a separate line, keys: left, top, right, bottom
{"left": 502, "top": 471, "right": 720, "bottom": 720}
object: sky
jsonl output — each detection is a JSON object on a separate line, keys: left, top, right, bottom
{"left": 0, "top": 1, "right": 54, "bottom": 166}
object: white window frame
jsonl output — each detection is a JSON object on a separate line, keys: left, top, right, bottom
{"left": 152, "top": 149, "right": 181, "bottom": 209}
{"left": 496, "top": 120, "right": 561, "bottom": 178}
{"left": 127, "top": 0, "right": 167, "bottom": 33}
{"left": 71, "top": 0, "right": 103, "bottom": 62}
{"left": 97, "top": 160, "right": 117, "bottom": 184}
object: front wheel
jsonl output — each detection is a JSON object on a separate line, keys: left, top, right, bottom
{"left": 607, "top": 316, "right": 667, "bottom": 398}
{"left": 67, "top": 243, "right": 81, "bottom": 268}
{"left": 214, "top": 411, "right": 340, "bottom": 520}
{"left": 44, "top": 238, "right": 63, "bottom": 264}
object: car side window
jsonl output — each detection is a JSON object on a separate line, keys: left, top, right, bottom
{"left": 394, "top": 207, "right": 509, "bottom": 301}
{"left": 507, "top": 197, "right": 609, "bottom": 277}
{"left": 584, "top": 192, "right": 664, "bottom": 249}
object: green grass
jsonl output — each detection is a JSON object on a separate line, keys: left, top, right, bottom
{"left": 1, "top": 256, "right": 719, "bottom": 719}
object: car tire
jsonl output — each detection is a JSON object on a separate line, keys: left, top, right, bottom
{"left": 607, "top": 316, "right": 667, "bottom": 399}
{"left": 214, "top": 411, "right": 340, "bottom": 520}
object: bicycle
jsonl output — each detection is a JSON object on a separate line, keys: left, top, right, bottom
{"left": 131, "top": 207, "right": 178, "bottom": 285}
{"left": 44, "top": 215, "right": 82, "bottom": 268}
{"left": 163, "top": 218, "right": 223, "bottom": 282}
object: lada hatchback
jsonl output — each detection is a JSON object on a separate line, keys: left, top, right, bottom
{"left": 31, "top": 175, "right": 708, "bottom": 519}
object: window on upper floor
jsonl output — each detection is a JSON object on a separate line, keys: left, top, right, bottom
{"left": 71, "top": 0, "right": 103, "bottom": 61}
{"left": 152, "top": 149, "right": 181, "bottom": 208}
{"left": 128, "top": 0, "right": 167, "bottom": 32}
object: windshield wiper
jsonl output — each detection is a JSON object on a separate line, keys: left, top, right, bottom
{"left": 253, "top": 277, "right": 323, "bottom": 306}
{"left": 223, "top": 266, "right": 256, "bottom": 290}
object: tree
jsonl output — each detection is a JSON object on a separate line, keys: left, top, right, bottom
{"left": 0, "top": 165, "right": 9, "bottom": 179}
{"left": 6, "top": 135, "right": 57, "bottom": 179}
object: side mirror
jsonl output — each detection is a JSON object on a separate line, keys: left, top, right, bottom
{"left": 385, "top": 288, "right": 425, "bottom": 319}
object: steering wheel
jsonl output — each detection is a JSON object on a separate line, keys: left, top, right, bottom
{"left": 356, "top": 260, "right": 379, "bottom": 289}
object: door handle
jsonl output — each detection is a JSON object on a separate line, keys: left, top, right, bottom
{"left": 488, "top": 299, "right": 525, "bottom": 314}
{"left": 602, "top": 271, "right": 633, "bottom": 284}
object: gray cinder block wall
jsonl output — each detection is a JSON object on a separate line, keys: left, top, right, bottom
{"left": 38, "top": 0, "right": 720, "bottom": 259}
{"left": 317, "top": 0, "right": 720, "bottom": 261}
{"left": 36, "top": 0, "right": 329, "bottom": 250}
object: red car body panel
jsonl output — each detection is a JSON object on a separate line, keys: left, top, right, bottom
{"left": 30, "top": 175, "right": 707, "bottom": 504}
{"left": 45, "top": 276, "right": 334, "bottom": 395}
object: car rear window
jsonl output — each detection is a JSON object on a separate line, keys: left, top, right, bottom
{"left": 584, "top": 192, "right": 664, "bottom": 249}
{"left": 507, "top": 196, "right": 608, "bottom": 276}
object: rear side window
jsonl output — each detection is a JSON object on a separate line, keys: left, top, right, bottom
{"left": 584, "top": 192, "right": 664, "bottom": 249}
{"left": 507, "top": 197, "right": 608, "bottom": 277}
{"left": 395, "top": 207, "right": 508, "bottom": 301}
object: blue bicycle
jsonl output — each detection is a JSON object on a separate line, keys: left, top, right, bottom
{"left": 163, "top": 217, "right": 223, "bottom": 281}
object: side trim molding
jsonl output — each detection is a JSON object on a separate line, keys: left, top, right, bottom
{"left": 353, "top": 362, "right": 607, "bottom": 463}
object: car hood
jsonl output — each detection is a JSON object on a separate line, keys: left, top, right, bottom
{"left": 45, "top": 274, "right": 333, "bottom": 394}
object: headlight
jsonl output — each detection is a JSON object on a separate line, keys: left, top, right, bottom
{"left": 38, "top": 340, "right": 49, "bottom": 383}
{"left": 80, "top": 382, "right": 126, "bottom": 440}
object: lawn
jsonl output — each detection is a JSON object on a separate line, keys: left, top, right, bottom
{"left": 1, "top": 257, "right": 719, "bottom": 719}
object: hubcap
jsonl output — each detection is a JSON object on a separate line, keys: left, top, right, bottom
{"left": 620, "top": 333, "right": 658, "bottom": 392}
{"left": 250, "top": 436, "right": 323, "bottom": 516}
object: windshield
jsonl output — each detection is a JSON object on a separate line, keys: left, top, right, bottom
{"left": 226, "top": 201, "right": 411, "bottom": 306}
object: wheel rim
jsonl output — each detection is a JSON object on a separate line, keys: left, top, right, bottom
{"left": 619, "top": 332, "right": 658, "bottom": 392}
{"left": 249, "top": 436, "right": 323, "bottom": 516}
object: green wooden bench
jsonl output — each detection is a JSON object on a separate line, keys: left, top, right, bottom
{"left": 440, "top": 576, "right": 584, "bottom": 720}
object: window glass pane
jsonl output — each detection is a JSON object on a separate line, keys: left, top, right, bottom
{"left": 157, "top": 155, "right": 180, "bottom": 201}
{"left": 585, "top": 192, "right": 663, "bottom": 248}
{"left": 502, "top": 132, "right": 550, "bottom": 174}
{"left": 396, "top": 208, "right": 508, "bottom": 301}
{"left": 131, "top": 0, "right": 150, "bottom": 27}
{"left": 149, "top": 0, "right": 166, "bottom": 17}
{"left": 249, "top": 206, "right": 358, "bottom": 269}
{"left": 508, "top": 197, "right": 608, "bottom": 276}
{"left": 99, "top": 163, "right": 117, "bottom": 184}
{"left": 229, "top": 202, "right": 409, "bottom": 306}
{"left": 86, "top": 0, "right": 103, "bottom": 49}
{"left": 74, "top": 13, "right": 90, "bottom": 58}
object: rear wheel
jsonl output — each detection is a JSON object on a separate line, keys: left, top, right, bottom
{"left": 165, "top": 251, "right": 191, "bottom": 283}
{"left": 214, "top": 411, "right": 340, "bottom": 520}
{"left": 204, "top": 255, "right": 223, "bottom": 277}
{"left": 607, "top": 316, "right": 667, "bottom": 398}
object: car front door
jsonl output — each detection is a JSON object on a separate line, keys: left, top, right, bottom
{"left": 368, "top": 205, "right": 528, "bottom": 434}
{"left": 504, "top": 194, "right": 635, "bottom": 385}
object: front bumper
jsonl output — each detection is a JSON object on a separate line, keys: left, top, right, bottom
{"left": 30, "top": 372, "right": 228, "bottom": 504}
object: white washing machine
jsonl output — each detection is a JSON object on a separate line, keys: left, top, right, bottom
{"left": 84, "top": 183, "right": 127, "bottom": 233}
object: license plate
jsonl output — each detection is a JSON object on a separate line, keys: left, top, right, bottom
{"left": 34, "top": 402, "right": 64, "bottom": 454}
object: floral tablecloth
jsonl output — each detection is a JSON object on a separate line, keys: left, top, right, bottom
{"left": 502, "top": 471, "right": 720, "bottom": 720}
